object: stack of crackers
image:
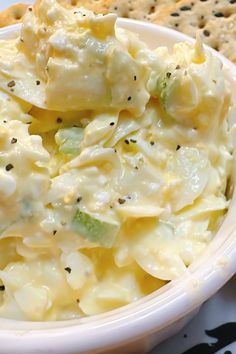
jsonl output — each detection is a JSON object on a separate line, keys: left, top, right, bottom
{"left": 0, "top": 0, "right": 235, "bottom": 63}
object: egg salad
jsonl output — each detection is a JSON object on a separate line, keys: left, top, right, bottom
{"left": 0, "top": 0, "right": 233, "bottom": 321}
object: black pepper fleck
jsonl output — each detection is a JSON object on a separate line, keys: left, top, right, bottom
{"left": 0, "top": 285, "right": 5, "bottom": 291}
{"left": 134, "top": 75, "right": 137, "bottom": 81}
{"left": 130, "top": 139, "right": 137, "bottom": 143}
{"left": 6, "top": 164, "right": 14, "bottom": 171}
{"left": 36, "top": 80, "right": 41, "bottom": 85}
{"left": 212, "top": 79, "right": 217, "bottom": 83}
{"left": 7, "top": 80, "right": 16, "bottom": 88}
{"left": 171, "top": 12, "right": 180, "bottom": 16}
{"left": 127, "top": 96, "right": 132, "bottom": 101}
{"left": 11, "top": 138, "right": 17, "bottom": 144}
{"left": 110, "top": 122, "right": 115, "bottom": 126}
{"left": 28, "top": 7, "right": 33, "bottom": 11}
{"left": 57, "top": 117, "right": 63, "bottom": 124}
{"left": 77, "top": 196, "right": 82, "bottom": 203}
{"left": 118, "top": 198, "right": 126, "bottom": 205}
{"left": 64, "top": 267, "right": 72, "bottom": 274}
{"left": 166, "top": 72, "right": 171, "bottom": 78}
{"left": 176, "top": 65, "right": 181, "bottom": 69}
{"left": 150, "top": 141, "right": 155, "bottom": 146}
{"left": 53, "top": 230, "right": 57, "bottom": 235}
{"left": 20, "top": 38, "right": 24, "bottom": 43}
{"left": 135, "top": 166, "right": 139, "bottom": 170}
{"left": 230, "top": 0, "right": 236, "bottom": 3}
{"left": 203, "top": 29, "right": 210, "bottom": 37}
{"left": 176, "top": 145, "right": 181, "bottom": 151}
{"left": 124, "top": 139, "right": 130, "bottom": 145}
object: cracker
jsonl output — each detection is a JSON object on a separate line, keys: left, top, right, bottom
{"left": 59, "top": 0, "right": 179, "bottom": 19}
{"left": 0, "top": 3, "right": 29, "bottom": 28}
{"left": 107, "top": 0, "right": 179, "bottom": 21}
{"left": 152, "top": 0, "right": 236, "bottom": 63}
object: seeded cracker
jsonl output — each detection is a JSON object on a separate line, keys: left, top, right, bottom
{"left": 0, "top": 0, "right": 179, "bottom": 26}
{"left": 0, "top": 4, "right": 29, "bottom": 27}
{"left": 59, "top": 0, "right": 178, "bottom": 20}
{"left": 152, "top": 0, "right": 236, "bottom": 63}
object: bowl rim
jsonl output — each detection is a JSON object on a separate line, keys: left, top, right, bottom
{"left": 0, "top": 17, "right": 236, "bottom": 353}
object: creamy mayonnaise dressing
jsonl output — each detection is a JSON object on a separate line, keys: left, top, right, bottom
{"left": 0, "top": 0, "right": 233, "bottom": 321}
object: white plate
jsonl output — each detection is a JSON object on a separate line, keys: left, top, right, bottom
{"left": 0, "top": 2, "right": 236, "bottom": 354}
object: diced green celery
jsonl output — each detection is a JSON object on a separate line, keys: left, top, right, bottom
{"left": 55, "top": 127, "right": 84, "bottom": 155}
{"left": 156, "top": 70, "right": 179, "bottom": 110}
{"left": 72, "top": 209, "right": 120, "bottom": 248}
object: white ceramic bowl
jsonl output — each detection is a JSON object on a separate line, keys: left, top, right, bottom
{"left": 0, "top": 19, "right": 236, "bottom": 354}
